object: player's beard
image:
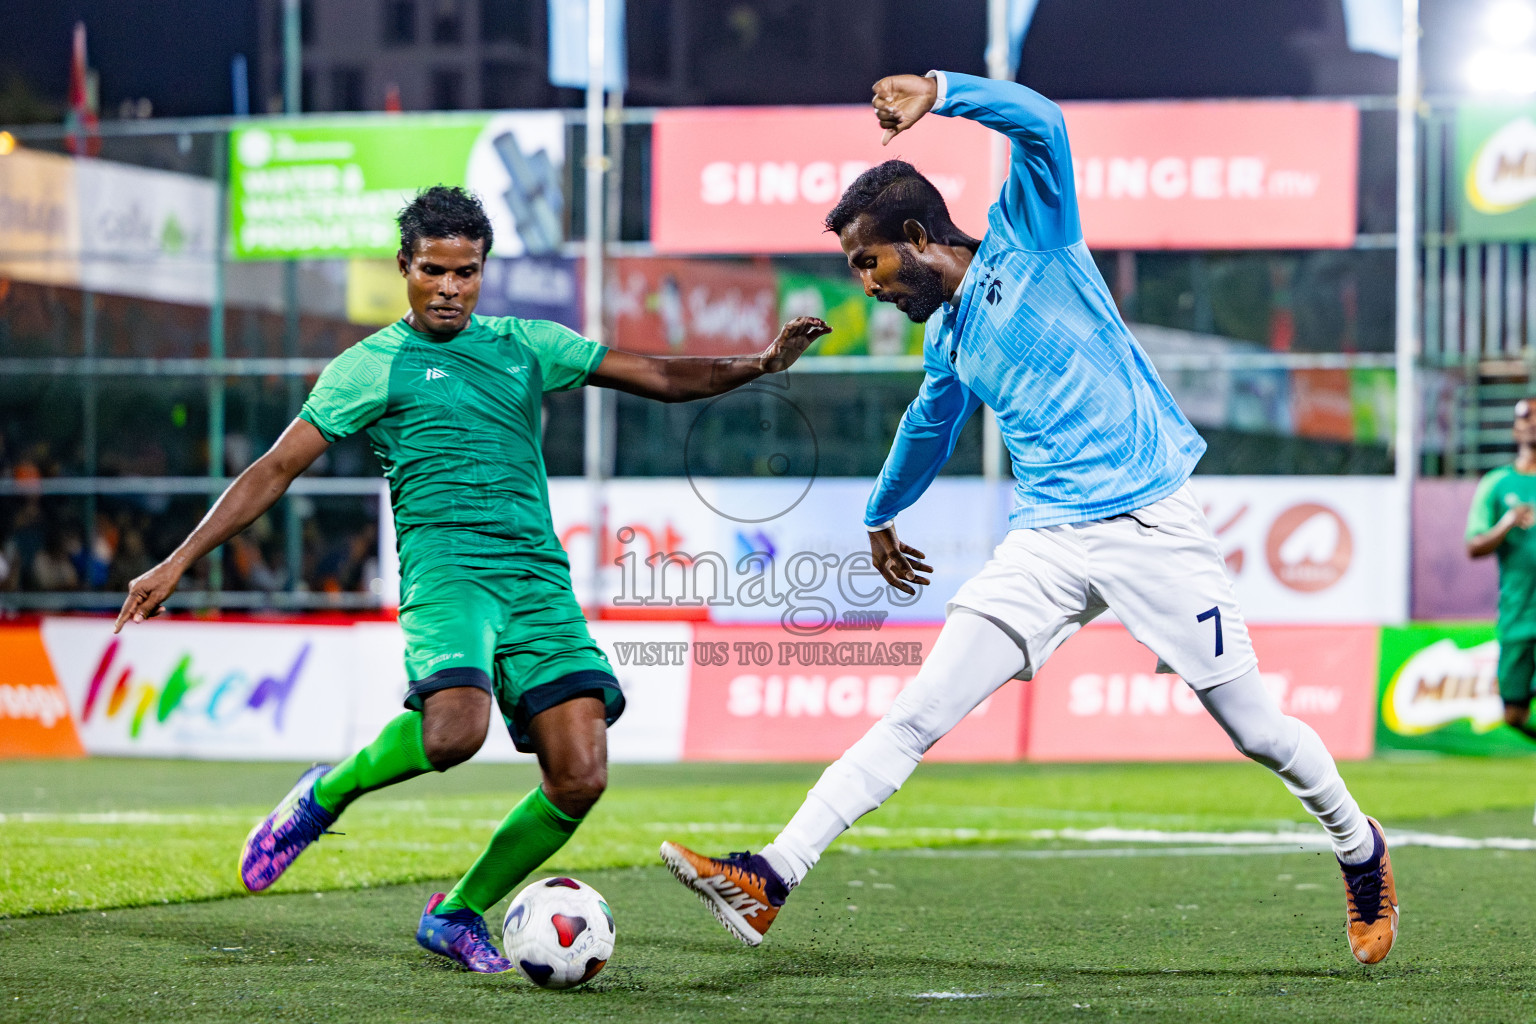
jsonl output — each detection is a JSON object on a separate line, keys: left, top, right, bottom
{"left": 889, "top": 246, "right": 948, "bottom": 323}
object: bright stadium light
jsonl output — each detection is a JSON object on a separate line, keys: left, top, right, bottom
{"left": 1469, "top": 1, "right": 1536, "bottom": 93}
{"left": 1485, "top": 0, "right": 1536, "bottom": 44}
{"left": 1468, "top": 46, "right": 1536, "bottom": 94}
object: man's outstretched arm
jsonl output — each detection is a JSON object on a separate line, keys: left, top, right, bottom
{"left": 586, "top": 316, "right": 830, "bottom": 403}
{"left": 114, "top": 418, "right": 331, "bottom": 631}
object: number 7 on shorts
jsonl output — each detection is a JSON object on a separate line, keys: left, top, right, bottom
{"left": 1196, "top": 606, "right": 1224, "bottom": 657}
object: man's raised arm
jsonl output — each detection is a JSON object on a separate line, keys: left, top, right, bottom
{"left": 874, "top": 70, "right": 1080, "bottom": 251}
{"left": 114, "top": 418, "right": 330, "bottom": 631}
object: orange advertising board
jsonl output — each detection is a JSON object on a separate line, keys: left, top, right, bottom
{"left": 1024, "top": 623, "right": 1378, "bottom": 762}
{"left": 680, "top": 623, "right": 1026, "bottom": 762}
{"left": 0, "top": 624, "right": 85, "bottom": 759}
{"left": 652, "top": 100, "right": 1358, "bottom": 254}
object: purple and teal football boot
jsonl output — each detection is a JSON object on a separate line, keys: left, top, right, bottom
{"left": 240, "top": 764, "right": 337, "bottom": 892}
{"left": 416, "top": 892, "right": 514, "bottom": 973}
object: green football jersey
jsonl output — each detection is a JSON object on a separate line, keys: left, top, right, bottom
{"left": 300, "top": 314, "right": 606, "bottom": 573}
{"left": 1466, "top": 465, "right": 1536, "bottom": 641}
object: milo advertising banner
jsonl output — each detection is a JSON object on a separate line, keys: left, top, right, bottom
{"left": 229, "top": 112, "right": 565, "bottom": 260}
{"left": 1457, "top": 103, "right": 1536, "bottom": 241}
{"left": 1376, "top": 623, "right": 1533, "bottom": 755}
{"left": 778, "top": 272, "right": 923, "bottom": 357}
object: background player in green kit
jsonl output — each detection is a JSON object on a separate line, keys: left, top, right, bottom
{"left": 112, "top": 186, "right": 829, "bottom": 973}
{"left": 1467, "top": 397, "right": 1536, "bottom": 744}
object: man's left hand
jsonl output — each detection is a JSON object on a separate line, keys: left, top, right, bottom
{"left": 759, "top": 316, "right": 831, "bottom": 374}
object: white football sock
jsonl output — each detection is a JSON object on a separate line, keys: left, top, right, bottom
{"left": 1196, "top": 668, "right": 1374, "bottom": 864}
{"left": 763, "top": 610, "right": 1027, "bottom": 887}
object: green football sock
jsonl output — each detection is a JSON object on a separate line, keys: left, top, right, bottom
{"left": 438, "top": 787, "right": 582, "bottom": 916}
{"left": 312, "top": 711, "right": 435, "bottom": 815}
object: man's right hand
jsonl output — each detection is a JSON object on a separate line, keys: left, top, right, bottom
{"left": 869, "top": 526, "right": 934, "bottom": 596}
{"left": 1508, "top": 503, "right": 1536, "bottom": 531}
{"left": 114, "top": 559, "right": 185, "bottom": 633}
{"left": 872, "top": 74, "right": 939, "bottom": 145}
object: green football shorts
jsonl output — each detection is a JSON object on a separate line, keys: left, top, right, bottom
{"left": 397, "top": 566, "right": 623, "bottom": 752}
{"left": 1497, "top": 636, "right": 1536, "bottom": 707}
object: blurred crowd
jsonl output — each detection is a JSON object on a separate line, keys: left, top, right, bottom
{"left": 0, "top": 433, "right": 383, "bottom": 599}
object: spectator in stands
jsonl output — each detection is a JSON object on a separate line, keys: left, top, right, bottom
{"left": 108, "top": 522, "right": 154, "bottom": 593}
{"left": 30, "top": 523, "right": 81, "bottom": 591}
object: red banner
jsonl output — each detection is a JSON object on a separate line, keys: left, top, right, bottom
{"left": 1066, "top": 100, "right": 1358, "bottom": 250}
{"left": 652, "top": 100, "right": 1358, "bottom": 254}
{"left": 651, "top": 107, "right": 994, "bottom": 255}
{"left": 1024, "top": 624, "right": 1378, "bottom": 762}
{"left": 606, "top": 257, "right": 781, "bottom": 356}
{"left": 680, "top": 624, "right": 1026, "bottom": 762}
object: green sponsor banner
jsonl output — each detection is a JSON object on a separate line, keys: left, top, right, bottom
{"left": 1376, "top": 623, "right": 1533, "bottom": 755}
{"left": 1456, "top": 103, "right": 1536, "bottom": 242}
{"left": 229, "top": 113, "right": 565, "bottom": 260}
{"left": 778, "top": 272, "right": 923, "bottom": 357}
{"left": 1349, "top": 367, "right": 1395, "bottom": 445}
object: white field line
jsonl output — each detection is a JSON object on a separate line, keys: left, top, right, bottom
{"left": 5, "top": 813, "right": 1536, "bottom": 854}
{"left": 644, "top": 821, "right": 1536, "bottom": 852}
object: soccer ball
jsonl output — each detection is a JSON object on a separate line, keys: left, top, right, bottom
{"left": 501, "top": 876, "right": 615, "bottom": 989}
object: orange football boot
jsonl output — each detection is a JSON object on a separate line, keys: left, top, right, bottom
{"left": 1338, "top": 816, "right": 1398, "bottom": 964}
{"left": 659, "top": 841, "right": 788, "bottom": 946}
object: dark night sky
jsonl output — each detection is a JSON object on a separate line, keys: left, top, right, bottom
{"left": 0, "top": 0, "right": 1475, "bottom": 120}
{"left": 1, "top": 0, "right": 260, "bottom": 118}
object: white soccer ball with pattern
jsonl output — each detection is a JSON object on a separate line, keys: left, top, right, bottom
{"left": 501, "top": 876, "right": 615, "bottom": 989}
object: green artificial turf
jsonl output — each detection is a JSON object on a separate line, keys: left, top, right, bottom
{"left": 3, "top": 757, "right": 1536, "bottom": 1022}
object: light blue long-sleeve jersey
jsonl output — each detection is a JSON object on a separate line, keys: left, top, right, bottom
{"left": 864, "top": 71, "right": 1207, "bottom": 531}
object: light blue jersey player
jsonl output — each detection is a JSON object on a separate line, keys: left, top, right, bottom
{"left": 661, "top": 71, "right": 1398, "bottom": 967}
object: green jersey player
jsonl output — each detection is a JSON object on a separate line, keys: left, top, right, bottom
{"left": 1466, "top": 397, "right": 1536, "bottom": 743}
{"left": 113, "top": 186, "right": 828, "bottom": 973}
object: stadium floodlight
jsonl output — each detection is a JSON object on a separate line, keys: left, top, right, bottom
{"left": 1468, "top": 46, "right": 1536, "bottom": 94}
{"left": 1485, "top": 0, "right": 1536, "bottom": 45}
{"left": 0, "top": 131, "right": 14, "bottom": 156}
{"left": 1468, "top": 0, "right": 1536, "bottom": 93}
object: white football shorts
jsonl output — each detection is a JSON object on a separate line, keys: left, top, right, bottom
{"left": 948, "top": 482, "right": 1257, "bottom": 690}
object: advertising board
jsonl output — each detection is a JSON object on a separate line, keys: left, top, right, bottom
{"left": 1185, "top": 477, "right": 1406, "bottom": 625}
{"left": 779, "top": 271, "right": 924, "bottom": 357}
{"left": 1456, "top": 103, "right": 1536, "bottom": 242}
{"left": 42, "top": 619, "right": 359, "bottom": 761}
{"left": 1065, "top": 100, "right": 1359, "bottom": 249}
{"left": 75, "top": 158, "right": 220, "bottom": 306}
{"left": 538, "top": 477, "right": 1406, "bottom": 626}
{"left": 606, "top": 257, "right": 780, "bottom": 356}
{"left": 345, "top": 256, "right": 580, "bottom": 329}
{"left": 680, "top": 623, "right": 1025, "bottom": 762}
{"left": 0, "top": 147, "right": 79, "bottom": 287}
{"left": 0, "top": 625, "right": 84, "bottom": 759}
{"left": 32, "top": 618, "right": 690, "bottom": 765}
{"left": 651, "top": 105, "right": 994, "bottom": 254}
{"left": 652, "top": 100, "right": 1358, "bottom": 254}
{"left": 1374, "top": 623, "right": 1532, "bottom": 755}
{"left": 1025, "top": 623, "right": 1379, "bottom": 762}
{"left": 229, "top": 113, "right": 564, "bottom": 259}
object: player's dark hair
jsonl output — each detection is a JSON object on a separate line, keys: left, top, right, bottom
{"left": 824, "top": 160, "right": 978, "bottom": 250}
{"left": 398, "top": 185, "right": 494, "bottom": 258}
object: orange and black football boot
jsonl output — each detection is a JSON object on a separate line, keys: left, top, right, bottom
{"left": 1338, "top": 816, "right": 1398, "bottom": 964}
{"left": 659, "top": 841, "right": 788, "bottom": 946}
